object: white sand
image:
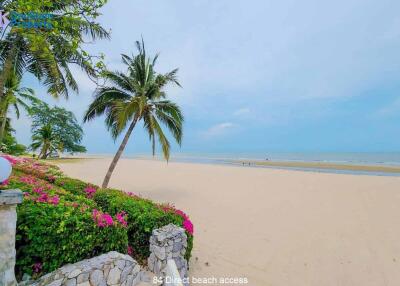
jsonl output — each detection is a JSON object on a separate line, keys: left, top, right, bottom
{"left": 56, "top": 158, "right": 400, "bottom": 286}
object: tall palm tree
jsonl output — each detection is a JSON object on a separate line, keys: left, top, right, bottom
{"left": 0, "top": 74, "right": 41, "bottom": 142}
{"left": 84, "top": 40, "right": 184, "bottom": 188}
{"left": 30, "top": 124, "right": 58, "bottom": 159}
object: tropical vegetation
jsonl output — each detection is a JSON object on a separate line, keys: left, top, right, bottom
{"left": 0, "top": 122, "right": 27, "bottom": 155}
{"left": 0, "top": 73, "right": 41, "bottom": 142}
{"left": 1, "top": 155, "right": 193, "bottom": 280}
{"left": 29, "top": 102, "right": 86, "bottom": 158}
{"left": 0, "top": 1, "right": 191, "bottom": 281}
{"left": 0, "top": 0, "right": 109, "bottom": 100}
{"left": 84, "top": 40, "right": 184, "bottom": 188}
{"left": 0, "top": 0, "right": 108, "bottom": 155}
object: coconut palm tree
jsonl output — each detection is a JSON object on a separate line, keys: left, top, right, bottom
{"left": 0, "top": 22, "right": 108, "bottom": 100}
{"left": 30, "top": 124, "right": 58, "bottom": 159}
{"left": 0, "top": 1, "right": 110, "bottom": 99}
{"left": 84, "top": 40, "right": 184, "bottom": 188}
{"left": 0, "top": 74, "right": 41, "bottom": 142}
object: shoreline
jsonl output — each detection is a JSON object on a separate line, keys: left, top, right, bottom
{"left": 52, "top": 154, "right": 400, "bottom": 176}
{"left": 231, "top": 159, "right": 400, "bottom": 175}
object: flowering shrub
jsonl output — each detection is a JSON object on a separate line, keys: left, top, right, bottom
{"left": 160, "top": 205, "right": 194, "bottom": 235}
{"left": 116, "top": 211, "right": 128, "bottom": 227}
{"left": 16, "top": 200, "right": 128, "bottom": 278}
{"left": 8, "top": 156, "right": 62, "bottom": 182}
{"left": 85, "top": 186, "right": 97, "bottom": 198}
{"left": 2, "top": 154, "right": 26, "bottom": 165}
{"left": 93, "top": 188, "right": 194, "bottom": 260}
{"left": 92, "top": 209, "right": 114, "bottom": 227}
{"left": 0, "top": 155, "right": 194, "bottom": 277}
{"left": 54, "top": 177, "right": 95, "bottom": 197}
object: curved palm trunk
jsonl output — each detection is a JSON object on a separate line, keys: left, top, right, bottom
{"left": 0, "top": 47, "right": 15, "bottom": 101}
{"left": 0, "top": 103, "right": 9, "bottom": 143}
{"left": 39, "top": 141, "right": 49, "bottom": 159}
{"left": 0, "top": 116, "right": 6, "bottom": 143}
{"left": 102, "top": 118, "right": 138, "bottom": 188}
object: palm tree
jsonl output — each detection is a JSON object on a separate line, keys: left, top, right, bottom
{"left": 0, "top": 74, "right": 41, "bottom": 142}
{"left": 0, "top": 1, "right": 110, "bottom": 99}
{"left": 30, "top": 124, "right": 58, "bottom": 159}
{"left": 84, "top": 40, "right": 184, "bottom": 188}
{"left": 0, "top": 23, "right": 108, "bottom": 99}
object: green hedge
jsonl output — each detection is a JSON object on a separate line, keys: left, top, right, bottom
{"left": 16, "top": 200, "right": 128, "bottom": 278}
{"left": 93, "top": 189, "right": 187, "bottom": 259}
{"left": 1, "top": 155, "right": 194, "bottom": 278}
{"left": 54, "top": 177, "right": 94, "bottom": 197}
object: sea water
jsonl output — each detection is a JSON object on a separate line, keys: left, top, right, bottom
{"left": 126, "top": 152, "right": 400, "bottom": 176}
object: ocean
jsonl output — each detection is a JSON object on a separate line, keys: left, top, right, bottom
{"left": 123, "top": 152, "right": 400, "bottom": 176}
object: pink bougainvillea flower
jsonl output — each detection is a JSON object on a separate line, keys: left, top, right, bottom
{"left": 47, "top": 175, "right": 56, "bottom": 183}
{"left": 45, "top": 184, "right": 53, "bottom": 190}
{"left": 175, "top": 209, "right": 189, "bottom": 220}
{"left": 92, "top": 209, "right": 114, "bottom": 227}
{"left": 2, "top": 154, "right": 28, "bottom": 165}
{"left": 92, "top": 209, "right": 105, "bottom": 227}
{"left": 36, "top": 193, "right": 49, "bottom": 203}
{"left": 2, "top": 155, "right": 18, "bottom": 165}
{"left": 23, "top": 192, "right": 32, "bottom": 200}
{"left": 102, "top": 213, "right": 114, "bottom": 226}
{"left": 84, "top": 186, "right": 97, "bottom": 198}
{"left": 49, "top": 195, "right": 60, "bottom": 205}
{"left": 127, "top": 245, "right": 134, "bottom": 256}
{"left": 116, "top": 211, "right": 128, "bottom": 227}
{"left": 158, "top": 204, "right": 194, "bottom": 235}
{"left": 1, "top": 179, "right": 9, "bottom": 186}
{"left": 20, "top": 176, "right": 37, "bottom": 185}
{"left": 183, "top": 219, "right": 194, "bottom": 235}
{"left": 33, "top": 187, "right": 45, "bottom": 194}
{"left": 33, "top": 262, "right": 42, "bottom": 273}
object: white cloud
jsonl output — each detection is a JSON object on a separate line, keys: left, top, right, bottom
{"left": 200, "top": 122, "right": 235, "bottom": 139}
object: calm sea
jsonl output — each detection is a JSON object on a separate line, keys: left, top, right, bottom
{"left": 122, "top": 152, "right": 400, "bottom": 176}
{"left": 132, "top": 152, "right": 400, "bottom": 165}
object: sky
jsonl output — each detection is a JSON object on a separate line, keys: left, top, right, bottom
{"left": 14, "top": 0, "right": 400, "bottom": 155}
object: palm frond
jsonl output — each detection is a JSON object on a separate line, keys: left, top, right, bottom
{"left": 83, "top": 87, "right": 130, "bottom": 122}
{"left": 103, "top": 71, "right": 134, "bottom": 93}
{"left": 154, "top": 101, "right": 184, "bottom": 145}
{"left": 151, "top": 115, "right": 171, "bottom": 160}
{"left": 12, "top": 103, "right": 20, "bottom": 119}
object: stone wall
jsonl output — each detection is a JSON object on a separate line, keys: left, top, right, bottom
{"left": 0, "top": 190, "right": 23, "bottom": 286}
{"left": 20, "top": 252, "right": 142, "bottom": 286}
{"left": 148, "top": 224, "right": 188, "bottom": 283}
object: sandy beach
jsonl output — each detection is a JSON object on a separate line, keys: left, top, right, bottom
{"left": 55, "top": 158, "right": 400, "bottom": 286}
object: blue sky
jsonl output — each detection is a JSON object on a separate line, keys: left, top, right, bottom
{"left": 14, "top": 0, "right": 400, "bottom": 154}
